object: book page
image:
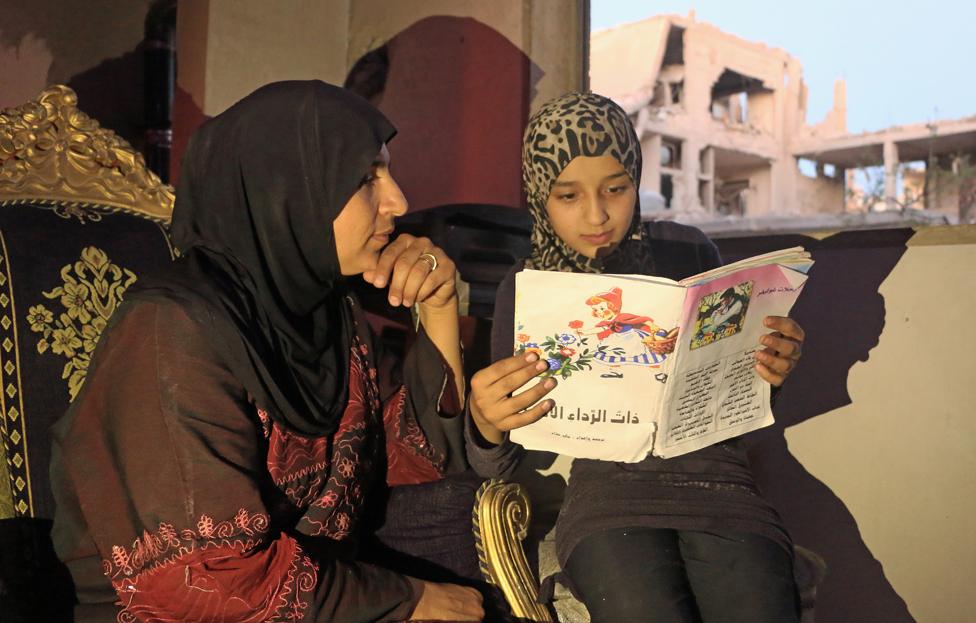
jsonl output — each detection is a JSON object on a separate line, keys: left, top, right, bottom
{"left": 678, "top": 247, "right": 811, "bottom": 286}
{"left": 510, "top": 270, "right": 687, "bottom": 462}
{"left": 653, "top": 263, "right": 809, "bottom": 458}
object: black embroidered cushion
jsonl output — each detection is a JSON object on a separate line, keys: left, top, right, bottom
{"left": 0, "top": 201, "right": 174, "bottom": 521}
{"left": 0, "top": 201, "right": 173, "bottom": 623}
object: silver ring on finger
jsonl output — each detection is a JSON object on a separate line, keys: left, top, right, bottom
{"left": 418, "top": 252, "right": 438, "bottom": 272}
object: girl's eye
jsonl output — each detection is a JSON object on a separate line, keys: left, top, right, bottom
{"left": 606, "top": 185, "right": 627, "bottom": 194}
{"left": 556, "top": 193, "right": 576, "bottom": 202}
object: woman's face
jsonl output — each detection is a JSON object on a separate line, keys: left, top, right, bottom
{"left": 544, "top": 155, "right": 637, "bottom": 259}
{"left": 333, "top": 144, "right": 408, "bottom": 275}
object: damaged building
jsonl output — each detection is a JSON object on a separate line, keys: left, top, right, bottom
{"left": 590, "top": 13, "right": 976, "bottom": 229}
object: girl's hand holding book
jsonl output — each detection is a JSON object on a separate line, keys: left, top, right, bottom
{"left": 755, "top": 316, "right": 805, "bottom": 386}
{"left": 468, "top": 352, "right": 558, "bottom": 445}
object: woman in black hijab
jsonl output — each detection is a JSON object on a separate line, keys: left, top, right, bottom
{"left": 50, "top": 81, "right": 482, "bottom": 622}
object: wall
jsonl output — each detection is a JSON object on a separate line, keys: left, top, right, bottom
{"left": 186, "top": 0, "right": 349, "bottom": 118}
{"left": 347, "top": 0, "right": 586, "bottom": 115}
{"left": 796, "top": 171, "right": 845, "bottom": 215}
{"left": 781, "top": 227, "right": 975, "bottom": 623}
{"left": 1, "top": 0, "right": 155, "bottom": 147}
{"left": 173, "top": 0, "right": 586, "bottom": 207}
{"left": 717, "top": 225, "right": 976, "bottom": 623}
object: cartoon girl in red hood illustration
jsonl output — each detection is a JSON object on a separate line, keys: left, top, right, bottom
{"left": 575, "top": 287, "right": 678, "bottom": 356}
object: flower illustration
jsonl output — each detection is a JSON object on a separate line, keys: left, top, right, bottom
{"left": 319, "top": 490, "right": 339, "bottom": 508}
{"left": 523, "top": 347, "right": 543, "bottom": 359}
{"left": 60, "top": 282, "right": 93, "bottom": 323}
{"left": 517, "top": 333, "right": 530, "bottom": 343}
{"left": 32, "top": 248, "right": 139, "bottom": 401}
{"left": 234, "top": 509, "right": 251, "bottom": 531}
{"left": 530, "top": 333, "right": 598, "bottom": 380}
{"left": 336, "top": 457, "right": 356, "bottom": 478}
{"left": 568, "top": 319, "right": 583, "bottom": 329}
{"left": 197, "top": 514, "right": 215, "bottom": 538}
{"left": 50, "top": 327, "right": 82, "bottom": 357}
{"left": 27, "top": 305, "right": 53, "bottom": 332}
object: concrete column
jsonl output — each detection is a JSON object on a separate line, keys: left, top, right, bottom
{"left": 699, "top": 146, "right": 714, "bottom": 212}
{"left": 681, "top": 139, "right": 702, "bottom": 211}
{"left": 884, "top": 140, "right": 899, "bottom": 211}
{"left": 642, "top": 134, "right": 662, "bottom": 193}
{"left": 836, "top": 167, "right": 847, "bottom": 212}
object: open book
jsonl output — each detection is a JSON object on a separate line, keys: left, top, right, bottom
{"left": 510, "top": 247, "right": 813, "bottom": 461}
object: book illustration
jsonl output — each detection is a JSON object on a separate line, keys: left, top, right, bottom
{"left": 511, "top": 247, "right": 811, "bottom": 461}
{"left": 579, "top": 287, "right": 678, "bottom": 374}
{"left": 515, "top": 331, "right": 595, "bottom": 381}
{"left": 689, "top": 281, "right": 753, "bottom": 350}
{"left": 516, "top": 286, "right": 678, "bottom": 381}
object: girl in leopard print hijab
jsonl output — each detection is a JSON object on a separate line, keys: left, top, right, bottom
{"left": 466, "top": 91, "right": 807, "bottom": 623}
{"left": 522, "top": 91, "right": 654, "bottom": 275}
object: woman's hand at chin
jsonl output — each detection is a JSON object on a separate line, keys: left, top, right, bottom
{"left": 362, "top": 233, "right": 457, "bottom": 311}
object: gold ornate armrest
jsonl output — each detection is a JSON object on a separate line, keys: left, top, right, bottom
{"left": 0, "top": 85, "right": 174, "bottom": 222}
{"left": 473, "top": 479, "right": 553, "bottom": 622}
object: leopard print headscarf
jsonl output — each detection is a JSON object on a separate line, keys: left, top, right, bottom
{"left": 522, "top": 92, "right": 653, "bottom": 275}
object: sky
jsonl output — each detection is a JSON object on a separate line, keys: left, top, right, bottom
{"left": 590, "top": 1, "right": 976, "bottom": 134}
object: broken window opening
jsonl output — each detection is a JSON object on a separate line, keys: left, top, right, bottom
{"left": 716, "top": 180, "right": 749, "bottom": 216}
{"left": 662, "top": 25, "right": 685, "bottom": 65}
{"left": 670, "top": 80, "right": 684, "bottom": 105}
{"left": 652, "top": 75, "right": 683, "bottom": 108}
{"left": 709, "top": 69, "right": 770, "bottom": 126}
{"left": 798, "top": 158, "right": 818, "bottom": 178}
{"left": 660, "top": 174, "right": 674, "bottom": 208}
{"left": 661, "top": 137, "right": 682, "bottom": 169}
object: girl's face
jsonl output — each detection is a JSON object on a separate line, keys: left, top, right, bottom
{"left": 544, "top": 154, "right": 636, "bottom": 259}
{"left": 590, "top": 300, "right": 615, "bottom": 320}
{"left": 333, "top": 144, "right": 408, "bottom": 275}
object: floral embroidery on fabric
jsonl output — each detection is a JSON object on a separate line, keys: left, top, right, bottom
{"left": 261, "top": 337, "right": 384, "bottom": 540}
{"left": 258, "top": 329, "right": 447, "bottom": 536}
{"left": 27, "top": 246, "right": 136, "bottom": 400}
{"left": 105, "top": 508, "right": 317, "bottom": 622}
{"left": 104, "top": 508, "right": 269, "bottom": 579}
{"left": 384, "top": 386, "right": 446, "bottom": 486}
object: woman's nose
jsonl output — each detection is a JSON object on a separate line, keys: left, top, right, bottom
{"left": 382, "top": 177, "right": 409, "bottom": 216}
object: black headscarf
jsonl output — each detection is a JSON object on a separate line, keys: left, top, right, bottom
{"left": 128, "top": 80, "right": 396, "bottom": 437}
